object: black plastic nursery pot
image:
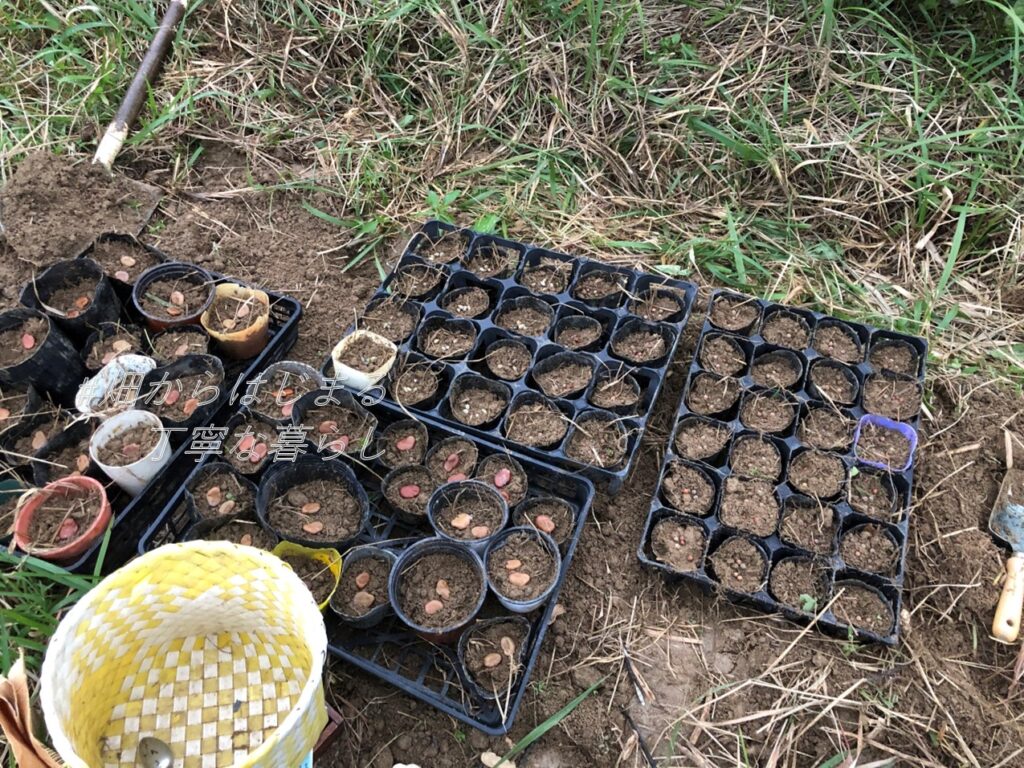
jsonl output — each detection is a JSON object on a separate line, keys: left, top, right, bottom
{"left": 329, "top": 544, "right": 398, "bottom": 629}
{"left": 19, "top": 258, "right": 122, "bottom": 342}
{"left": 135, "top": 353, "right": 227, "bottom": 430}
{"left": 0, "top": 308, "right": 87, "bottom": 405}
{"left": 81, "top": 321, "right": 145, "bottom": 374}
{"left": 638, "top": 289, "right": 926, "bottom": 645}
{"left": 30, "top": 418, "right": 98, "bottom": 486}
{"left": 321, "top": 221, "right": 699, "bottom": 490}
{"left": 0, "top": 381, "right": 43, "bottom": 445}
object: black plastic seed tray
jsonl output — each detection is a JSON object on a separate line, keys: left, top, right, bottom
{"left": 321, "top": 220, "right": 698, "bottom": 490}
{"left": 1, "top": 248, "right": 301, "bottom": 573}
{"left": 638, "top": 289, "right": 927, "bottom": 645}
{"left": 137, "top": 397, "right": 594, "bottom": 735}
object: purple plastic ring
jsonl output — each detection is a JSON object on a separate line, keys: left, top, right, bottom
{"left": 853, "top": 413, "right": 917, "bottom": 472}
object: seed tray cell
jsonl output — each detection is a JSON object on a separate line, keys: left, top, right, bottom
{"left": 138, "top": 397, "right": 594, "bottom": 735}
{"left": 0, "top": 246, "right": 300, "bottom": 572}
{"left": 639, "top": 290, "right": 926, "bottom": 644}
{"left": 325, "top": 221, "right": 698, "bottom": 489}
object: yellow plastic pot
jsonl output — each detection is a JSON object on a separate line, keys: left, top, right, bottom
{"left": 201, "top": 283, "right": 271, "bottom": 360}
{"left": 272, "top": 541, "right": 342, "bottom": 611}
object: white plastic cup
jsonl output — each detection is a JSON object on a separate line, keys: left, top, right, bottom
{"left": 331, "top": 330, "right": 398, "bottom": 390}
{"left": 89, "top": 409, "right": 171, "bottom": 496}
{"left": 75, "top": 354, "right": 157, "bottom": 418}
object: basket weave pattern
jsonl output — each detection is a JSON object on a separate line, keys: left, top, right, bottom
{"left": 40, "top": 542, "right": 328, "bottom": 768}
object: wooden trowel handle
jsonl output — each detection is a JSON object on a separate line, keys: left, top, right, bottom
{"left": 993, "top": 552, "right": 1024, "bottom": 643}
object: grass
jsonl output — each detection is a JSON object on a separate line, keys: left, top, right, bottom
{"left": 1, "top": 0, "right": 1024, "bottom": 765}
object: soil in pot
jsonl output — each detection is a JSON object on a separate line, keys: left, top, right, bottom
{"left": 442, "top": 287, "right": 491, "bottom": 318}
{"left": 729, "top": 435, "right": 781, "bottom": 481}
{"left": 516, "top": 498, "right": 574, "bottom": 545}
{"left": 334, "top": 554, "right": 392, "bottom": 617}
{"left": 780, "top": 498, "right": 836, "bottom": 554}
{"left": 337, "top": 334, "right": 395, "bottom": 373}
{"left": 710, "top": 537, "right": 766, "bottom": 592}
{"left": 379, "top": 421, "right": 428, "bottom": 467}
{"left": 360, "top": 299, "right": 417, "bottom": 343}
{"left": 686, "top": 373, "right": 741, "bottom": 416}
{"left": 464, "top": 620, "right": 528, "bottom": 694}
{"left": 0, "top": 316, "right": 48, "bottom": 369}
{"left": 485, "top": 341, "right": 532, "bottom": 381}
{"left": 280, "top": 554, "right": 336, "bottom": 605}
{"left": 710, "top": 294, "right": 758, "bottom": 332}
{"left": 476, "top": 455, "right": 528, "bottom": 506}
{"left": 488, "top": 531, "right": 557, "bottom": 601}
{"left": 751, "top": 353, "right": 801, "bottom": 389}
{"left": 572, "top": 271, "right": 625, "bottom": 302}
{"left": 9, "top": 410, "right": 72, "bottom": 465}
{"left": 674, "top": 417, "right": 731, "bottom": 461}
{"left": 450, "top": 385, "right": 507, "bottom": 427}
{"left": 250, "top": 368, "right": 319, "bottom": 420}
{"left": 465, "top": 243, "right": 520, "bottom": 278}
{"left": 809, "top": 362, "right": 857, "bottom": 404}
{"left": 223, "top": 418, "right": 276, "bottom": 474}
{"left": 719, "top": 477, "right": 779, "bottom": 537}
{"left": 426, "top": 438, "right": 479, "bottom": 482}
{"left": 760, "top": 311, "right": 810, "bottom": 349}
{"left": 413, "top": 231, "right": 467, "bottom": 263}
{"left": 661, "top": 461, "right": 715, "bottom": 515}
{"left": 389, "top": 362, "right": 440, "bottom": 406}
{"left": 857, "top": 422, "right": 912, "bottom": 468}
{"left": 433, "top": 487, "right": 505, "bottom": 542}
{"left": 611, "top": 329, "right": 667, "bottom": 364}
{"left": 798, "top": 407, "right": 854, "bottom": 451}
{"left": 384, "top": 466, "right": 437, "bottom": 518}
{"left": 869, "top": 341, "right": 919, "bottom": 376}
{"left": 862, "top": 375, "right": 921, "bottom": 421}
{"left": 534, "top": 361, "right": 591, "bottom": 398}
{"left": 555, "top": 319, "right": 602, "bottom": 350}
{"left": 849, "top": 471, "right": 898, "bottom": 520}
{"left": 832, "top": 584, "right": 893, "bottom": 636}
{"left": 140, "top": 275, "right": 212, "bottom": 321}
{"left": 565, "top": 417, "right": 628, "bottom": 468}
{"left": 86, "top": 327, "right": 142, "bottom": 370}
{"left": 631, "top": 288, "right": 682, "bottom": 322}
{"left": 268, "top": 479, "right": 363, "bottom": 541}
{"left": 24, "top": 484, "right": 105, "bottom": 553}
{"left": 204, "top": 290, "right": 268, "bottom": 335}
{"left": 740, "top": 391, "right": 795, "bottom": 433}
{"left": 811, "top": 324, "right": 862, "bottom": 363}
{"left": 398, "top": 552, "right": 483, "bottom": 628}
{"left": 42, "top": 434, "right": 94, "bottom": 481}
{"left": 0, "top": 385, "right": 30, "bottom": 430}
{"left": 146, "top": 372, "right": 222, "bottom": 422}
{"left": 589, "top": 373, "right": 640, "bottom": 411}
{"left": 391, "top": 264, "right": 445, "bottom": 297}
{"left": 788, "top": 450, "right": 846, "bottom": 498}
{"left": 199, "top": 517, "right": 276, "bottom": 549}
{"left": 651, "top": 518, "right": 705, "bottom": 571}
{"left": 769, "top": 559, "right": 828, "bottom": 610}
{"left": 841, "top": 524, "right": 899, "bottom": 574}
{"left": 520, "top": 258, "right": 572, "bottom": 294}
{"left": 192, "top": 469, "right": 255, "bottom": 521}
{"left": 90, "top": 238, "right": 161, "bottom": 283}
{"left": 422, "top": 323, "right": 477, "bottom": 359}
{"left": 95, "top": 422, "right": 161, "bottom": 467}
{"left": 505, "top": 400, "right": 568, "bottom": 447}
{"left": 149, "top": 329, "right": 209, "bottom": 362}
{"left": 38, "top": 274, "right": 100, "bottom": 319}
{"left": 300, "top": 403, "right": 375, "bottom": 456}
{"left": 495, "top": 306, "right": 551, "bottom": 336}
{"left": 700, "top": 335, "right": 746, "bottom": 376}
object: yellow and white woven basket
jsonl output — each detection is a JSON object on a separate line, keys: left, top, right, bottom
{"left": 39, "top": 541, "right": 328, "bottom": 768}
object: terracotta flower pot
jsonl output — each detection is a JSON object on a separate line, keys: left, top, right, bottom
{"left": 13, "top": 476, "right": 111, "bottom": 563}
{"left": 200, "top": 282, "right": 271, "bottom": 360}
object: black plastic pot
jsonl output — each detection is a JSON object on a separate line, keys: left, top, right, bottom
{"left": 31, "top": 418, "right": 99, "bottom": 486}
{"left": 81, "top": 321, "right": 144, "bottom": 374}
{"left": 19, "top": 258, "right": 122, "bottom": 342}
{"left": 457, "top": 615, "right": 532, "bottom": 701}
{"left": 0, "top": 381, "right": 43, "bottom": 444}
{"left": 0, "top": 309, "right": 87, "bottom": 405}
{"left": 146, "top": 325, "right": 211, "bottom": 364}
{"left": 131, "top": 262, "right": 215, "bottom": 331}
{"left": 136, "top": 354, "right": 226, "bottom": 430}
{"left": 290, "top": 388, "right": 378, "bottom": 458}
{"left": 185, "top": 460, "right": 260, "bottom": 521}
{"left": 256, "top": 455, "right": 371, "bottom": 551}
{"left": 329, "top": 545, "right": 398, "bottom": 628}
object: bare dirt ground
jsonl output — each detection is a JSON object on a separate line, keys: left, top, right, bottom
{"left": 2, "top": 151, "right": 1023, "bottom": 766}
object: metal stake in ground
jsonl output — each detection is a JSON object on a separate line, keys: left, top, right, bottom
{"left": 94, "top": 0, "right": 188, "bottom": 170}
